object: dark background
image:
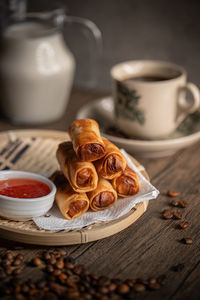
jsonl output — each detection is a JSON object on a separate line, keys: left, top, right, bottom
{"left": 3, "top": 0, "right": 200, "bottom": 92}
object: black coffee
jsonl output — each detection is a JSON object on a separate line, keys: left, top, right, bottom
{"left": 124, "top": 75, "right": 172, "bottom": 82}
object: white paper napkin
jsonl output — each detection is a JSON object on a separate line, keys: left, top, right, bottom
{"left": 33, "top": 150, "right": 159, "bottom": 230}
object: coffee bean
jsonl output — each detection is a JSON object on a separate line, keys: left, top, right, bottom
{"left": 66, "top": 290, "right": 80, "bottom": 299}
{"left": 148, "top": 282, "right": 161, "bottom": 290}
{"left": 98, "top": 286, "right": 109, "bottom": 294}
{"left": 167, "top": 190, "right": 179, "bottom": 197}
{"left": 171, "top": 200, "right": 179, "bottom": 207}
{"left": 16, "top": 254, "right": 24, "bottom": 261}
{"left": 43, "top": 251, "right": 51, "bottom": 261}
{"left": 59, "top": 273, "right": 68, "bottom": 281}
{"left": 179, "top": 201, "right": 187, "bottom": 208}
{"left": 90, "top": 273, "right": 99, "bottom": 280}
{"left": 68, "top": 275, "right": 80, "bottom": 283}
{"left": 2, "top": 259, "right": 11, "bottom": 266}
{"left": 124, "top": 279, "right": 135, "bottom": 287}
{"left": 181, "top": 237, "right": 193, "bottom": 245}
{"left": 56, "top": 260, "right": 64, "bottom": 270}
{"left": 179, "top": 221, "right": 189, "bottom": 229}
{"left": 65, "top": 262, "right": 75, "bottom": 269}
{"left": 46, "top": 264, "right": 54, "bottom": 273}
{"left": 57, "top": 248, "right": 67, "bottom": 256}
{"left": 133, "top": 283, "right": 146, "bottom": 292}
{"left": 73, "top": 266, "right": 83, "bottom": 275}
{"left": 162, "top": 209, "right": 173, "bottom": 219}
{"left": 171, "top": 263, "right": 185, "bottom": 272}
{"left": 49, "top": 257, "right": 57, "bottom": 265}
{"left": 117, "top": 283, "right": 130, "bottom": 294}
{"left": 107, "top": 282, "right": 117, "bottom": 292}
{"left": 32, "top": 257, "right": 43, "bottom": 267}
{"left": 5, "top": 251, "right": 14, "bottom": 260}
{"left": 148, "top": 278, "right": 157, "bottom": 285}
{"left": 173, "top": 210, "right": 182, "bottom": 219}
{"left": 5, "top": 266, "right": 13, "bottom": 275}
{"left": 13, "top": 258, "right": 22, "bottom": 266}
{"left": 49, "top": 282, "right": 67, "bottom": 296}
{"left": 52, "top": 269, "right": 61, "bottom": 276}
{"left": 13, "top": 267, "right": 23, "bottom": 275}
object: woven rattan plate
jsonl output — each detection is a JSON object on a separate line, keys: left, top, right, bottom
{"left": 0, "top": 129, "right": 149, "bottom": 245}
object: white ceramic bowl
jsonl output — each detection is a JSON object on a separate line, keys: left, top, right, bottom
{"left": 0, "top": 170, "right": 56, "bottom": 221}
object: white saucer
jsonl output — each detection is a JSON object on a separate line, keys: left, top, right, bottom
{"left": 76, "top": 96, "right": 200, "bottom": 158}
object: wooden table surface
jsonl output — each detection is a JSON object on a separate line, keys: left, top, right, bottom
{"left": 0, "top": 89, "right": 200, "bottom": 300}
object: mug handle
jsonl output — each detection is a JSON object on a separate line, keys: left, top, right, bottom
{"left": 175, "top": 82, "right": 200, "bottom": 125}
{"left": 64, "top": 15, "right": 102, "bottom": 88}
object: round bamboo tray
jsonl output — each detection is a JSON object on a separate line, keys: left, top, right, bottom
{"left": 0, "top": 129, "right": 149, "bottom": 245}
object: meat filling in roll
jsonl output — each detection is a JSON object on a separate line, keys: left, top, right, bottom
{"left": 87, "top": 178, "right": 117, "bottom": 211}
{"left": 112, "top": 166, "right": 140, "bottom": 198}
{"left": 76, "top": 168, "right": 93, "bottom": 187}
{"left": 78, "top": 143, "right": 105, "bottom": 162}
{"left": 94, "top": 138, "right": 126, "bottom": 180}
{"left": 106, "top": 155, "right": 124, "bottom": 176}
{"left": 116, "top": 175, "right": 138, "bottom": 196}
{"left": 68, "top": 200, "right": 88, "bottom": 218}
{"left": 56, "top": 141, "right": 98, "bottom": 193}
{"left": 93, "top": 191, "right": 115, "bottom": 208}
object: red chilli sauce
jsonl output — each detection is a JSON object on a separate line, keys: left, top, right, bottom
{"left": 0, "top": 178, "right": 51, "bottom": 199}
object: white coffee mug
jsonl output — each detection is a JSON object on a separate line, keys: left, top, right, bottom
{"left": 111, "top": 60, "right": 200, "bottom": 139}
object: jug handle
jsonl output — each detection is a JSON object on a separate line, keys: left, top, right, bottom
{"left": 64, "top": 15, "right": 102, "bottom": 88}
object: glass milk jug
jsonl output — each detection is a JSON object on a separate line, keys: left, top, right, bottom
{"left": 0, "top": 9, "right": 101, "bottom": 124}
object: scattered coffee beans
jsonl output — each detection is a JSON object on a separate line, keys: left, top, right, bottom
{"left": 173, "top": 210, "right": 182, "bottom": 220}
{"left": 171, "top": 200, "right": 179, "bottom": 207}
{"left": 179, "top": 221, "right": 189, "bottom": 229}
{"left": 162, "top": 209, "right": 173, "bottom": 219}
{"left": 171, "top": 200, "right": 187, "bottom": 208}
{"left": 181, "top": 237, "right": 193, "bottom": 245}
{"left": 0, "top": 248, "right": 166, "bottom": 299}
{"left": 179, "top": 201, "right": 187, "bottom": 208}
{"left": 167, "top": 190, "right": 179, "bottom": 197}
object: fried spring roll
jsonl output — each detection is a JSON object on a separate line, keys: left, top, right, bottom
{"left": 56, "top": 142, "right": 98, "bottom": 193}
{"left": 87, "top": 178, "right": 117, "bottom": 211}
{"left": 94, "top": 138, "right": 126, "bottom": 180}
{"left": 68, "top": 119, "right": 106, "bottom": 162}
{"left": 112, "top": 166, "right": 140, "bottom": 198}
{"left": 51, "top": 171, "right": 89, "bottom": 220}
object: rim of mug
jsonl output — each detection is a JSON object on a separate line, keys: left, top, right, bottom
{"left": 111, "top": 60, "right": 186, "bottom": 84}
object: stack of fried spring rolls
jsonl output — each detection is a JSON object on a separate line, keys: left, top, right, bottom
{"left": 52, "top": 119, "right": 140, "bottom": 219}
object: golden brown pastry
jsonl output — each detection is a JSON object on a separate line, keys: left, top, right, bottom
{"left": 68, "top": 119, "right": 106, "bottom": 162}
{"left": 87, "top": 177, "right": 117, "bottom": 211}
{"left": 112, "top": 166, "right": 140, "bottom": 198}
{"left": 50, "top": 171, "right": 89, "bottom": 220}
{"left": 94, "top": 137, "right": 126, "bottom": 180}
{"left": 56, "top": 141, "right": 98, "bottom": 193}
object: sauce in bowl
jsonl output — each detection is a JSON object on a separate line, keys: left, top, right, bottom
{"left": 0, "top": 178, "right": 51, "bottom": 199}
